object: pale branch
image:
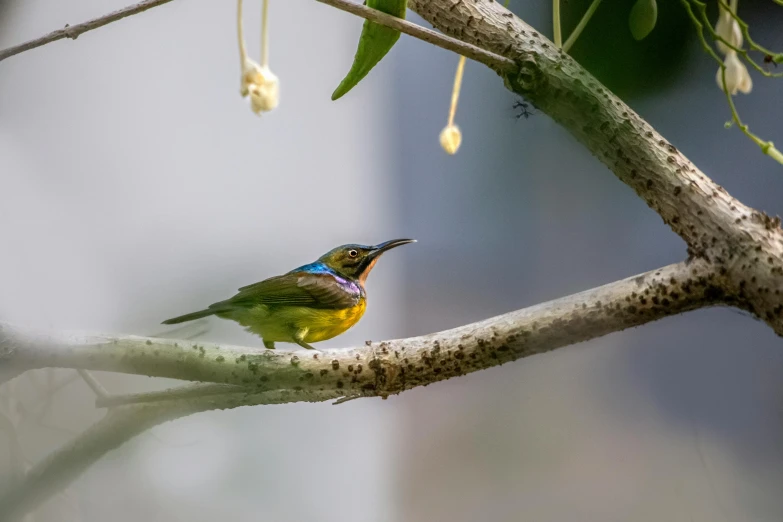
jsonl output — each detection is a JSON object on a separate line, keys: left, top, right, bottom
{"left": 0, "top": 389, "right": 342, "bottom": 522}
{"left": 0, "top": 0, "right": 176, "bottom": 63}
{"left": 2, "top": 260, "right": 727, "bottom": 397}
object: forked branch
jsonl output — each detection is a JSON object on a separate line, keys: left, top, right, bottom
{"left": 0, "top": 259, "right": 732, "bottom": 520}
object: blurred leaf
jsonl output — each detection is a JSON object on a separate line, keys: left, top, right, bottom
{"left": 331, "top": 0, "right": 407, "bottom": 100}
{"left": 629, "top": 0, "right": 658, "bottom": 40}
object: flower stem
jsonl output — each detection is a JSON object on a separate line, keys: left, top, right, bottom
{"left": 237, "top": 0, "right": 247, "bottom": 65}
{"left": 562, "top": 0, "right": 603, "bottom": 53}
{"left": 448, "top": 55, "right": 466, "bottom": 126}
{"left": 261, "top": 0, "right": 269, "bottom": 67}
{"left": 552, "top": 0, "right": 563, "bottom": 47}
{"left": 681, "top": 0, "right": 782, "bottom": 165}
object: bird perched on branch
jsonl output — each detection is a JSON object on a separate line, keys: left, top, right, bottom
{"left": 162, "top": 239, "right": 416, "bottom": 350}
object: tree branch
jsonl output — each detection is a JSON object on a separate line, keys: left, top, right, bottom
{"left": 2, "top": 260, "right": 726, "bottom": 395}
{"left": 0, "top": 0, "right": 176, "bottom": 63}
{"left": 405, "top": 0, "right": 783, "bottom": 332}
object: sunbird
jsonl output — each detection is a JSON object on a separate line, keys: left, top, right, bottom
{"left": 162, "top": 239, "right": 416, "bottom": 350}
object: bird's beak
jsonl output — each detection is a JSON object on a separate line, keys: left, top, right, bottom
{"left": 370, "top": 238, "right": 417, "bottom": 258}
{"left": 358, "top": 239, "right": 415, "bottom": 284}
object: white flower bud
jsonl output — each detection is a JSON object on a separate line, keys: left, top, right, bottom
{"left": 241, "top": 59, "right": 279, "bottom": 114}
{"left": 716, "top": 51, "right": 752, "bottom": 95}
{"left": 237, "top": 0, "right": 278, "bottom": 116}
{"left": 714, "top": 5, "right": 742, "bottom": 55}
{"left": 439, "top": 124, "right": 462, "bottom": 155}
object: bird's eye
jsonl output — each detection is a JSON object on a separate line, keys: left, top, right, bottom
{"left": 348, "top": 249, "right": 358, "bottom": 258}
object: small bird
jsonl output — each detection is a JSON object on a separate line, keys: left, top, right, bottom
{"left": 161, "top": 239, "right": 415, "bottom": 350}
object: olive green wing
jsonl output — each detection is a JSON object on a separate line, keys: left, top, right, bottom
{"left": 221, "top": 272, "right": 361, "bottom": 310}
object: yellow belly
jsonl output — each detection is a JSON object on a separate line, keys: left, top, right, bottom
{"left": 224, "top": 299, "right": 367, "bottom": 343}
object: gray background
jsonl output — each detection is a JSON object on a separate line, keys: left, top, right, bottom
{"left": 1, "top": 0, "right": 783, "bottom": 521}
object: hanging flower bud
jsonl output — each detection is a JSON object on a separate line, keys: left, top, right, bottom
{"left": 439, "top": 56, "right": 466, "bottom": 155}
{"left": 628, "top": 0, "right": 657, "bottom": 41}
{"left": 714, "top": 3, "right": 742, "bottom": 54}
{"left": 439, "top": 124, "right": 462, "bottom": 155}
{"left": 242, "top": 58, "right": 280, "bottom": 114}
{"left": 237, "top": 0, "right": 278, "bottom": 115}
{"left": 716, "top": 51, "right": 752, "bottom": 95}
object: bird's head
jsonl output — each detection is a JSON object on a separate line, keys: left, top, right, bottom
{"left": 318, "top": 239, "right": 416, "bottom": 283}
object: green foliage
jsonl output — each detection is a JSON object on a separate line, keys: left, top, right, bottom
{"left": 563, "top": 0, "right": 691, "bottom": 98}
{"left": 629, "top": 0, "right": 658, "bottom": 40}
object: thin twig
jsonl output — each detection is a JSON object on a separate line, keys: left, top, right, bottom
{"left": 332, "top": 394, "right": 363, "bottom": 405}
{"left": 76, "top": 370, "right": 109, "bottom": 400}
{"left": 314, "top": 0, "right": 516, "bottom": 71}
{"left": 0, "top": 0, "right": 176, "bottom": 63}
{"left": 0, "top": 0, "right": 516, "bottom": 72}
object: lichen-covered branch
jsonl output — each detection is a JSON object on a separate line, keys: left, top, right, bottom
{"left": 1, "top": 260, "right": 726, "bottom": 396}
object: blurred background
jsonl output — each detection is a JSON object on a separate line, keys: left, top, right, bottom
{"left": 1, "top": 0, "right": 783, "bottom": 520}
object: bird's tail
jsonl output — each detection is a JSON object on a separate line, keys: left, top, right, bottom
{"left": 161, "top": 308, "right": 218, "bottom": 325}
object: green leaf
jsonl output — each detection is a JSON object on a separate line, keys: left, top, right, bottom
{"left": 331, "top": 0, "right": 407, "bottom": 101}
{"left": 628, "top": 0, "right": 657, "bottom": 41}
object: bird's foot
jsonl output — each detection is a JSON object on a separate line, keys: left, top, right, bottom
{"left": 263, "top": 340, "right": 276, "bottom": 350}
{"left": 292, "top": 328, "right": 317, "bottom": 350}
{"left": 294, "top": 339, "right": 317, "bottom": 350}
